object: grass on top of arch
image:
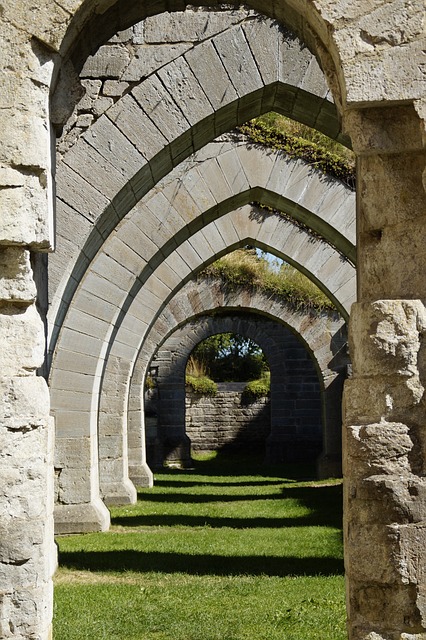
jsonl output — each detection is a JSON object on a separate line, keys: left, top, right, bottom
{"left": 53, "top": 453, "right": 346, "bottom": 640}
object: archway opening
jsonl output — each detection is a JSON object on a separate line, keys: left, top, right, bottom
{"left": 186, "top": 331, "right": 271, "bottom": 459}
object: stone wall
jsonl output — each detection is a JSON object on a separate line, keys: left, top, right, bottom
{"left": 186, "top": 383, "right": 270, "bottom": 453}
{"left": 1, "top": 1, "right": 425, "bottom": 639}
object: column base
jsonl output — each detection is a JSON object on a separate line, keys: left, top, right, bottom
{"left": 163, "top": 434, "right": 192, "bottom": 468}
{"left": 265, "top": 437, "right": 321, "bottom": 465}
{"left": 54, "top": 497, "right": 110, "bottom": 534}
{"left": 316, "top": 452, "right": 342, "bottom": 479}
{"left": 129, "top": 463, "right": 154, "bottom": 488}
{"left": 102, "top": 478, "right": 137, "bottom": 506}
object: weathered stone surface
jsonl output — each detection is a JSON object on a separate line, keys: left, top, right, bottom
{"left": 212, "top": 26, "right": 263, "bottom": 96}
{"left": 0, "top": 305, "right": 45, "bottom": 375}
{"left": 184, "top": 40, "right": 238, "bottom": 110}
{"left": 143, "top": 9, "right": 251, "bottom": 44}
{"left": 1, "top": 3, "right": 425, "bottom": 639}
{"left": 349, "top": 301, "right": 426, "bottom": 379}
{"left": 0, "top": 248, "right": 37, "bottom": 302}
{"left": 81, "top": 44, "right": 131, "bottom": 78}
{"left": 123, "top": 44, "right": 191, "bottom": 81}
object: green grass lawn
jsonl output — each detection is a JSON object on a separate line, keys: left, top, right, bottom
{"left": 53, "top": 454, "right": 346, "bottom": 640}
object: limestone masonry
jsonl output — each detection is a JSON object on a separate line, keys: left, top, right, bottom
{"left": 0, "top": 1, "right": 425, "bottom": 639}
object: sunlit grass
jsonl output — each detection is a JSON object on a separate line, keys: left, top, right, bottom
{"left": 54, "top": 454, "right": 346, "bottom": 640}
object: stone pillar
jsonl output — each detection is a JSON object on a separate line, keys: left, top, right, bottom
{"left": 343, "top": 105, "right": 426, "bottom": 640}
{"left": 127, "top": 366, "right": 154, "bottom": 488}
{"left": 0, "top": 34, "right": 56, "bottom": 637}
{"left": 266, "top": 332, "right": 322, "bottom": 465}
{"left": 155, "top": 348, "right": 192, "bottom": 468}
{"left": 317, "top": 372, "right": 345, "bottom": 478}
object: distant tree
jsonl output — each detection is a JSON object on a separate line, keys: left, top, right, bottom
{"left": 191, "top": 333, "right": 268, "bottom": 382}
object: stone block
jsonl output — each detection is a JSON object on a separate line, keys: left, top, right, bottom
{"left": 358, "top": 151, "right": 426, "bottom": 231}
{"left": 242, "top": 17, "right": 280, "bottom": 86}
{"left": 0, "top": 305, "right": 45, "bottom": 375}
{"left": 107, "top": 92, "right": 167, "bottom": 159}
{"left": 54, "top": 410, "right": 92, "bottom": 438}
{"left": 63, "top": 137, "right": 127, "bottom": 200}
{"left": 143, "top": 9, "right": 250, "bottom": 44}
{"left": 157, "top": 56, "right": 213, "bottom": 126}
{"left": 81, "top": 44, "right": 131, "bottom": 78}
{"left": 236, "top": 144, "right": 276, "bottom": 189}
{"left": 184, "top": 39, "right": 238, "bottom": 110}
{"left": 300, "top": 56, "right": 329, "bottom": 98}
{"left": 344, "top": 105, "right": 424, "bottom": 155}
{"left": 54, "top": 500, "right": 110, "bottom": 535}
{"left": 0, "top": 173, "right": 52, "bottom": 249}
{"left": 216, "top": 148, "right": 250, "bottom": 195}
{"left": 83, "top": 115, "right": 146, "bottom": 179}
{"left": 132, "top": 74, "right": 189, "bottom": 142}
{"left": 91, "top": 252, "right": 136, "bottom": 292}
{"left": 0, "top": 247, "right": 36, "bottom": 302}
{"left": 0, "top": 375, "right": 49, "bottom": 431}
{"left": 345, "top": 422, "right": 413, "bottom": 477}
{"left": 56, "top": 162, "right": 109, "bottom": 223}
{"left": 63, "top": 307, "right": 110, "bottom": 340}
{"left": 213, "top": 26, "right": 263, "bottom": 97}
{"left": 349, "top": 301, "right": 426, "bottom": 379}
{"left": 102, "top": 80, "right": 129, "bottom": 96}
{"left": 279, "top": 32, "right": 312, "bottom": 87}
{"left": 123, "top": 43, "right": 191, "bottom": 82}
{"left": 160, "top": 179, "right": 202, "bottom": 225}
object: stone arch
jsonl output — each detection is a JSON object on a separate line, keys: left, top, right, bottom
{"left": 50, "top": 12, "right": 348, "bottom": 336}
{"left": 52, "top": 199, "right": 355, "bottom": 527}
{"left": 51, "top": 135, "right": 356, "bottom": 532}
{"left": 151, "top": 313, "right": 324, "bottom": 466}
{"left": 1, "top": 1, "right": 425, "bottom": 638}
{"left": 50, "top": 135, "right": 355, "bottom": 357}
{"left": 128, "top": 279, "right": 347, "bottom": 490}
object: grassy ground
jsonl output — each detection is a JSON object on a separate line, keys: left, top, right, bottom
{"left": 53, "top": 454, "right": 346, "bottom": 640}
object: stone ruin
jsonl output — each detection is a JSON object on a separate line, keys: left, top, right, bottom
{"left": 0, "top": 1, "right": 425, "bottom": 639}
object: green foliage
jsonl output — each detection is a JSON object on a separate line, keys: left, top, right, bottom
{"left": 186, "top": 354, "right": 209, "bottom": 379}
{"left": 238, "top": 115, "right": 355, "bottom": 189}
{"left": 201, "top": 249, "right": 335, "bottom": 313}
{"left": 185, "top": 374, "right": 217, "bottom": 396}
{"left": 54, "top": 456, "right": 345, "bottom": 640}
{"left": 243, "top": 370, "right": 271, "bottom": 401}
{"left": 144, "top": 374, "right": 156, "bottom": 391}
{"left": 192, "top": 331, "right": 268, "bottom": 382}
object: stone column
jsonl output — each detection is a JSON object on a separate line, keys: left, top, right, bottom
{"left": 317, "top": 371, "right": 345, "bottom": 478}
{"left": 0, "top": 34, "right": 56, "bottom": 638}
{"left": 127, "top": 364, "right": 154, "bottom": 487}
{"left": 343, "top": 105, "right": 426, "bottom": 640}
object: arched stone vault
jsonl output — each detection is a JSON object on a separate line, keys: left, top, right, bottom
{"left": 93, "top": 197, "right": 354, "bottom": 505}
{"left": 51, "top": 150, "right": 356, "bottom": 529}
{"left": 1, "top": 1, "right": 425, "bottom": 638}
{"left": 127, "top": 279, "right": 348, "bottom": 491}
{"left": 49, "top": 16, "right": 355, "bottom": 536}
{"left": 50, "top": 14, "right": 347, "bottom": 336}
{"left": 149, "top": 313, "right": 325, "bottom": 465}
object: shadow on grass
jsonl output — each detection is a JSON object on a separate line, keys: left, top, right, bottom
{"left": 135, "top": 491, "right": 285, "bottom": 503}
{"left": 158, "top": 455, "right": 319, "bottom": 482}
{"left": 112, "top": 513, "right": 340, "bottom": 528}
{"left": 154, "top": 479, "right": 287, "bottom": 488}
{"left": 58, "top": 549, "right": 344, "bottom": 577}
{"left": 129, "top": 484, "right": 342, "bottom": 529}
